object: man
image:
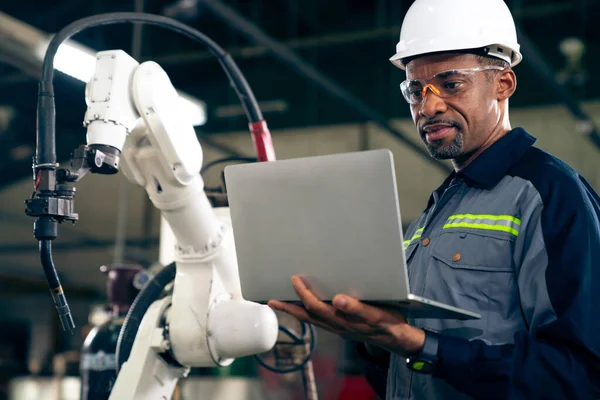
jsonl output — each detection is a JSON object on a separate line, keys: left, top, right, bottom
{"left": 268, "top": 0, "right": 600, "bottom": 399}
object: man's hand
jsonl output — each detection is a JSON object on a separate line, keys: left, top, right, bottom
{"left": 268, "top": 276, "right": 425, "bottom": 357}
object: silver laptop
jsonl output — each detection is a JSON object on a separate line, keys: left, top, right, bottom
{"left": 224, "top": 149, "right": 480, "bottom": 320}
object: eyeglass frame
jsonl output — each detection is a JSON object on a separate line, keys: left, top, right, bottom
{"left": 399, "top": 65, "right": 506, "bottom": 105}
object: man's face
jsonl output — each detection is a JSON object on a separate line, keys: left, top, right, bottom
{"left": 405, "top": 53, "right": 500, "bottom": 160}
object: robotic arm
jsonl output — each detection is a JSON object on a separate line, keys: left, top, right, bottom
{"left": 24, "top": 12, "right": 288, "bottom": 400}
{"left": 81, "top": 49, "right": 278, "bottom": 398}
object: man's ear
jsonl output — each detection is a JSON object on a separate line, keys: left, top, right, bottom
{"left": 497, "top": 69, "right": 517, "bottom": 101}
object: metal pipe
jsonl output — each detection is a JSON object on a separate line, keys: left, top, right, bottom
{"left": 199, "top": 0, "right": 451, "bottom": 175}
{"left": 301, "top": 358, "right": 319, "bottom": 400}
{"left": 301, "top": 326, "right": 319, "bottom": 400}
{"left": 114, "top": 0, "right": 147, "bottom": 265}
{"left": 132, "top": 0, "right": 145, "bottom": 60}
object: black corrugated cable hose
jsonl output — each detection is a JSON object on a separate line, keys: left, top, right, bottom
{"left": 115, "top": 262, "right": 177, "bottom": 372}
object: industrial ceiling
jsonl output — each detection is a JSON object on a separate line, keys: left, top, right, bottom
{"left": 0, "top": 0, "right": 598, "bottom": 297}
{"left": 0, "top": 0, "right": 598, "bottom": 188}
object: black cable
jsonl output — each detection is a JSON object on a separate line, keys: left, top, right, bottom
{"left": 277, "top": 324, "right": 307, "bottom": 342}
{"left": 40, "top": 240, "right": 60, "bottom": 288}
{"left": 115, "top": 262, "right": 177, "bottom": 372}
{"left": 33, "top": 11, "right": 267, "bottom": 335}
{"left": 200, "top": 156, "right": 257, "bottom": 176}
{"left": 254, "top": 322, "right": 317, "bottom": 374}
{"left": 39, "top": 240, "right": 75, "bottom": 333}
{"left": 201, "top": 156, "right": 258, "bottom": 193}
{"left": 37, "top": 12, "right": 264, "bottom": 172}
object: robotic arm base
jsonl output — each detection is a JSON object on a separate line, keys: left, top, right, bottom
{"left": 110, "top": 297, "right": 189, "bottom": 400}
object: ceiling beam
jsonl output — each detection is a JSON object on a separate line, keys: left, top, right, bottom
{"left": 0, "top": 237, "right": 159, "bottom": 254}
{"left": 199, "top": 0, "right": 452, "bottom": 175}
{"left": 0, "top": 271, "right": 101, "bottom": 298}
{"left": 151, "top": 2, "right": 577, "bottom": 66}
{"left": 151, "top": 26, "right": 399, "bottom": 65}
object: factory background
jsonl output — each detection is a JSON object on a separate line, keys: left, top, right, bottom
{"left": 0, "top": 0, "right": 598, "bottom": 399}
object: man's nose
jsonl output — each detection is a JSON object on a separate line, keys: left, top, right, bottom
{"left": 418, "top": 85, "right": 447, "bottom": 118}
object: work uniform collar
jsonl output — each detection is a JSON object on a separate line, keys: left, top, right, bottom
{"left": 425, "top": 128, "right": 536, "bottom": 210}
{"left": 460, "top": 127, "right": 536, "bottom": 189}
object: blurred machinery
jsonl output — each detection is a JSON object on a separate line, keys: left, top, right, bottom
{"left": 80, "top": 265, "right": 144, "bottom": 399}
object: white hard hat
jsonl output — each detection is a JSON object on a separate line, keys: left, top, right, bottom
{"left": 390, "top": 0, "right": 522, "bottom": 70}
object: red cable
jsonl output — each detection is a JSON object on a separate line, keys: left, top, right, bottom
{"left": 249, "top": 120, "right": 276, "bottom": 162}
{"left": 35, "top": 170, "right": 42, "bottom": 190}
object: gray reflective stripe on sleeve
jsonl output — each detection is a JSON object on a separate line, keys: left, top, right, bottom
{"left": 443, "top": 214, "right": 521, "bottom": 236}
{"left": 403, "top": 228, "right": 424, "bottom": 250}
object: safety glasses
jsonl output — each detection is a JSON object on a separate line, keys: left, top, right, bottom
{"left": 400, "top": 66, "right": 505, "bottom": 105}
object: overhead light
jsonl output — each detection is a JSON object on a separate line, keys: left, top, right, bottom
{"left": 53, "top": 41, "right": 97, "bottom": 83}
{"left": 36, "top": 38, "right": 207, "bottom": 126}
{"left": 178, "top": 92, "right": 208, "bottom": 126}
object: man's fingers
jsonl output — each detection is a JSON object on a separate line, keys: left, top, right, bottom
{"left": 278, "top": 277, "right": 406, "bottom": 337}
{"left": 268, "top": 300, "right": 311, "bottom": 322}
{"left": 334, "top": 308, "right": 366, "bottom": 324}
{"left": 332, "top": 294, "right": 385, "bottom": 326}
{"left": 267, "top": 299, "right": 337, "bottom": 330}
{"left": 291, "top": 276, "right": 336, "bottom": 317}
{"left": 268, "top": 300, "right": 343, "bottom": 335}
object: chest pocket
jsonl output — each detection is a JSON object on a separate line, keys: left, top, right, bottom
{"left": 432, "top": 213, "right": 519, "bottom": 273}
{"left": 426, "top": 228, "right": 520, "bottom": 340}
{"left": 432, "top": 229, "right": 515, "bottom": 273}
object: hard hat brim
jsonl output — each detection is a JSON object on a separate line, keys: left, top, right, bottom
{"left": 389, "top": 46, "right": 522, "bottom": 70}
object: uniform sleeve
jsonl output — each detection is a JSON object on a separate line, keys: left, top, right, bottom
{"left": 432, "top": 170, "right": 600, "bottom": 399}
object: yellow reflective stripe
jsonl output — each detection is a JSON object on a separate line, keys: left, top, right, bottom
{"left": 443, "top": 222, "right": 519, "bottom": 237}
{"left": 445, "top": 214, "right": 521, "bottom": 236}
{"left": 403, "top": 228, "right": 424, "bottom": 249}
{"left": 410, "top": 228, "right": 424, "bottom": 241}
{"left": 448, "top": 214, "right": 521, "bottom": 225}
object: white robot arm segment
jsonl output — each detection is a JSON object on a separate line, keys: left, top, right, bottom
{"left": 132, "top": 61, "right": 203, "bottom": 185}
{"left": 102, "top": 50, "right": 279, "bottom": 398}
{"left": 84, "top": 50, "right": 140, "bottom": 152}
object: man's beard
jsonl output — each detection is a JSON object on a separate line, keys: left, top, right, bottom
{"left": 424, "top": 131, "right": 464, "bottom": 160}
